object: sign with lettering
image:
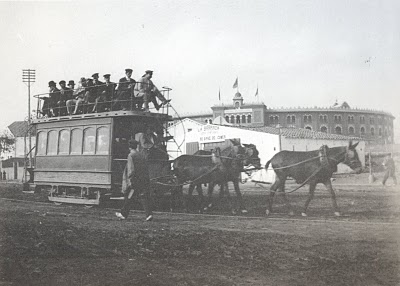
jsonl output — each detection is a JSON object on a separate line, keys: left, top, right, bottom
{"left": 198, "top": 125, "right": 227, "bottom": 143}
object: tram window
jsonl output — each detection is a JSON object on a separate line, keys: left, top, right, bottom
{"left": 58, "top": 129, "right": 70, "bottom": 155}
{"left": 83, "top": 127, "right": 96, "bottom": 154}
{"left": 47, "top": 131, "right": 58, "bottom": 155}
{"left": 96, "top": 127, "right": 109, "bottom": 154}
{"left": 37, "top": 131, "right": 47, "bottom": 155}
{"left": 70, "top": 128, "right": 83, "bottom": 155}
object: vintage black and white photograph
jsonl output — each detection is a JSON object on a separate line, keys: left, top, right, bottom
{"left": 0, "top": 1, "right": 399, "bottom": 285}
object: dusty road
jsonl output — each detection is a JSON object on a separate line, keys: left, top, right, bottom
{"left": 0, "top": 178, "right": 400, "bottom": 285}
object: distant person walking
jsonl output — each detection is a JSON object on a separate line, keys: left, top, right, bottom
{"left": 116, "top": 139, "right": 153, "bottom": 221}
{"left": 382, "top": 154, "right": 397, "bottom": 186}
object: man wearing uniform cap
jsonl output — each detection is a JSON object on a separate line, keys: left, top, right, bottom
{"left": 94, "top": 74, "right": 116, "bottom": 112}
{"left": 115, "top": 139, "right": 153, "bottom": 221}
{"left": 113, "top": 68, "right": 136, "bottom": 111}
{"left": 90, "top": 73, "right": 104, "bottom": 112}
{"left": 134, "top": 70, "right": 171, "bottom": 112}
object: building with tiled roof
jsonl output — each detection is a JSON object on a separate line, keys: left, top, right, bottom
{"left": 173, "top": 91, "right": 395, "bottom": 144}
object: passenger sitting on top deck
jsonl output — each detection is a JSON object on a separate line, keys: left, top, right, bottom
{"left": 58, "top": 80, "right": 73, "bottom": 116}
{"left": 113, "top": 68, "right": 136, "bottom": 111}
{"left": 67, "top": 80, "right": 75, "bottom": 91}
{"left": 48, "top": 81, "right": 60, "bottom": 117}
{"left": 134, "top": 70, "right": 171, "bottom": 112}
{"left": 90, "top": 73, "right": 104, "bottom": 113}
{"left": 94, "top": 74, "right": 116, "bottom": 113}
{"left": 66, "top": 77, "right": 87, "bottom": 115}
{"left": 38, "top": 81, "right": 54, "bottom": 117}
{"left": 83, "top": 78, "right": 96, "bottom": 113}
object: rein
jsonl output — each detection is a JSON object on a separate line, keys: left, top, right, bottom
{"left": 151, "top": 164, "right": 221, "bottom": 187}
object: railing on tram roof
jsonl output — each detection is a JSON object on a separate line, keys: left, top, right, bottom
{"left": 33, "top": 82, "right": 172, "bottom": 119}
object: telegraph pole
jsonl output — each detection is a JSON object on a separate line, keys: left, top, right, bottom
{"left": 22, "top": 69, "right": 35, "bottom": 180}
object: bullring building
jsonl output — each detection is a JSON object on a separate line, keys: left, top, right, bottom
{"left": 172, "top": 91, "right": 395, "bottom": 144}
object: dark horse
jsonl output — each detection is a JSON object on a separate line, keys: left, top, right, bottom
{"left": 174, "top": 141, "right": 260, "bottom": 214}
{"left": 196, "top": 143, "right": 261, "bottom": 214}
{"left": 264, "top": 141, "right": 362, "bottom": 217}
{"left": 172, "top": 147, "right": 224, "bottom": 212}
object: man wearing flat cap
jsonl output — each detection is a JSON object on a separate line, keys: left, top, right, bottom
{"left": 134, "top": 70, "right": 171, "bottom": 112}
{"left": 113, "top": 68, "right": 136, "bottom": 111}
{"left": 115, "top": 139, "right": 153, "bottom": 221}
{"left": 94, "top": 74, "right": 116, "bottom": 112}
{"left": 48, "top": 80, "right": 60, "bottom": 116}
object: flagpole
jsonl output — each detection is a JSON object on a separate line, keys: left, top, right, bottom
{"left": 255, "top": 84, "right": 259, "bottom": 102}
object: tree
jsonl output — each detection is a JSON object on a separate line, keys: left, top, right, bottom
{"left": 0, "top": 130, "right": 15, "bottom": 159}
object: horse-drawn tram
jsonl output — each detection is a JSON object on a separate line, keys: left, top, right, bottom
{"left": 32, "top": 92, "right": 174, "bottom": 206}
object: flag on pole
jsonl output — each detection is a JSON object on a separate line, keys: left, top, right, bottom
{"left": 218, "top": 88, "right": 221, "bottom": 101}
{"left": 232, "top": 77, "right": 238, "bottom": 89}
{"left": 255, "top": 86, "right": 258, "bottom": 97}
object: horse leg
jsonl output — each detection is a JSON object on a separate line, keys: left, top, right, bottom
{"left": 302, "top": 181, "right": 317, "bottom": 217}
{"left": 266, "top": 179, "right": 280, "bottom": 216}
{"left": 196, "top": 184, "right": 204, "bottom": 213}
{"left": 278, "top": 178, "right": 294, "bottom": 216}
{"left": 185, "top": 184, "right": 195, "bottom": 213}
{"left": 221, "top": 182, "right": 235, "bottom": 215}
{"left": 203, "top": 182, "right": 215, "bottom": 212}
{"left": 324, "top": 180, "right": 340, "bottom": 216}
{"left": 233, "top": 180, "right": 247, "bottom": 214}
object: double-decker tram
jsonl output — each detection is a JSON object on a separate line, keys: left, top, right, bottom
{"left": 32, "top": 88, "right": 175, "bottom": 206}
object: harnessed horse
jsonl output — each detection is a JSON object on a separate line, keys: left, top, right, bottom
{"left": 264, "top": 141, "right": 361, "bottom": 217}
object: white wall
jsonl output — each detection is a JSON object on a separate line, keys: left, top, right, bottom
{"left": 167, "top": 119, "right": 205, "bottom": 159}
{"left": 281, "top": 138, "right": 366, "bottom": 167}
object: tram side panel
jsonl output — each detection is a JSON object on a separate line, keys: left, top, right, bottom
{"left": 33, "top": 118, "right": 113, "bottom": 204}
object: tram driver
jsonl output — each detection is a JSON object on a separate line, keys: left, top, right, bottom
{"left": 135, "top": 125, "right": 159, "bottom": 152}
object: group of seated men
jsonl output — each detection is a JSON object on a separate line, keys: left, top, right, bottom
{"left": 40, "top": 69, "right": 171, "bottom": 117}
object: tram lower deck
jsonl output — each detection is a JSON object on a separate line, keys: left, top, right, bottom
{"left": 32, "top": 110, "right": 173, "bottom": 205}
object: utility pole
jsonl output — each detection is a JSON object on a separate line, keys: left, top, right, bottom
{"left": 22, "top": 69, "right": 35, "bottom": 182}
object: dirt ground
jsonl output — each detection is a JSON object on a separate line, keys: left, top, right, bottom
{"left": 0, "top": 172, "right": 399, "bottom": 286}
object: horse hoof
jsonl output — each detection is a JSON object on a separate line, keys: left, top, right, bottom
{"left": 241, "top": 209, "right": 248, "bottom": 214}
{"left": 288, "top": 211, "right": 295, "bottom": 216}
{"left": 265, "top": 210, "right": 271, "bottom": 216}
{"left": 203, "top": 207, "right": 208, "bottom": 212}
{"left": 231, "top": 210, "right": 237, "bottom": 215}
{"left": 334, "top": 212, "right": 341, "bottom": 217}
{"left": 301, "top": 212, "right": 307, "bottom": 217}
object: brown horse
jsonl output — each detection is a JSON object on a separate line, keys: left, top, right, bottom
{"left": 265, "top": 141, "right": 362, "bottom": 217}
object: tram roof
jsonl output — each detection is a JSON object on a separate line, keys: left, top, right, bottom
{"left": 31, "top": 110, "right": 173, "bottom": 125}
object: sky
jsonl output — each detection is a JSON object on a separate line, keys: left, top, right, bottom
{"left": 0, "top": 0, "right": 399, "bottom": 138}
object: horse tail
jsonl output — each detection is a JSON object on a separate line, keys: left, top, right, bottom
{"left": 265, "top": 159, "right": 272, "bottom": 170}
